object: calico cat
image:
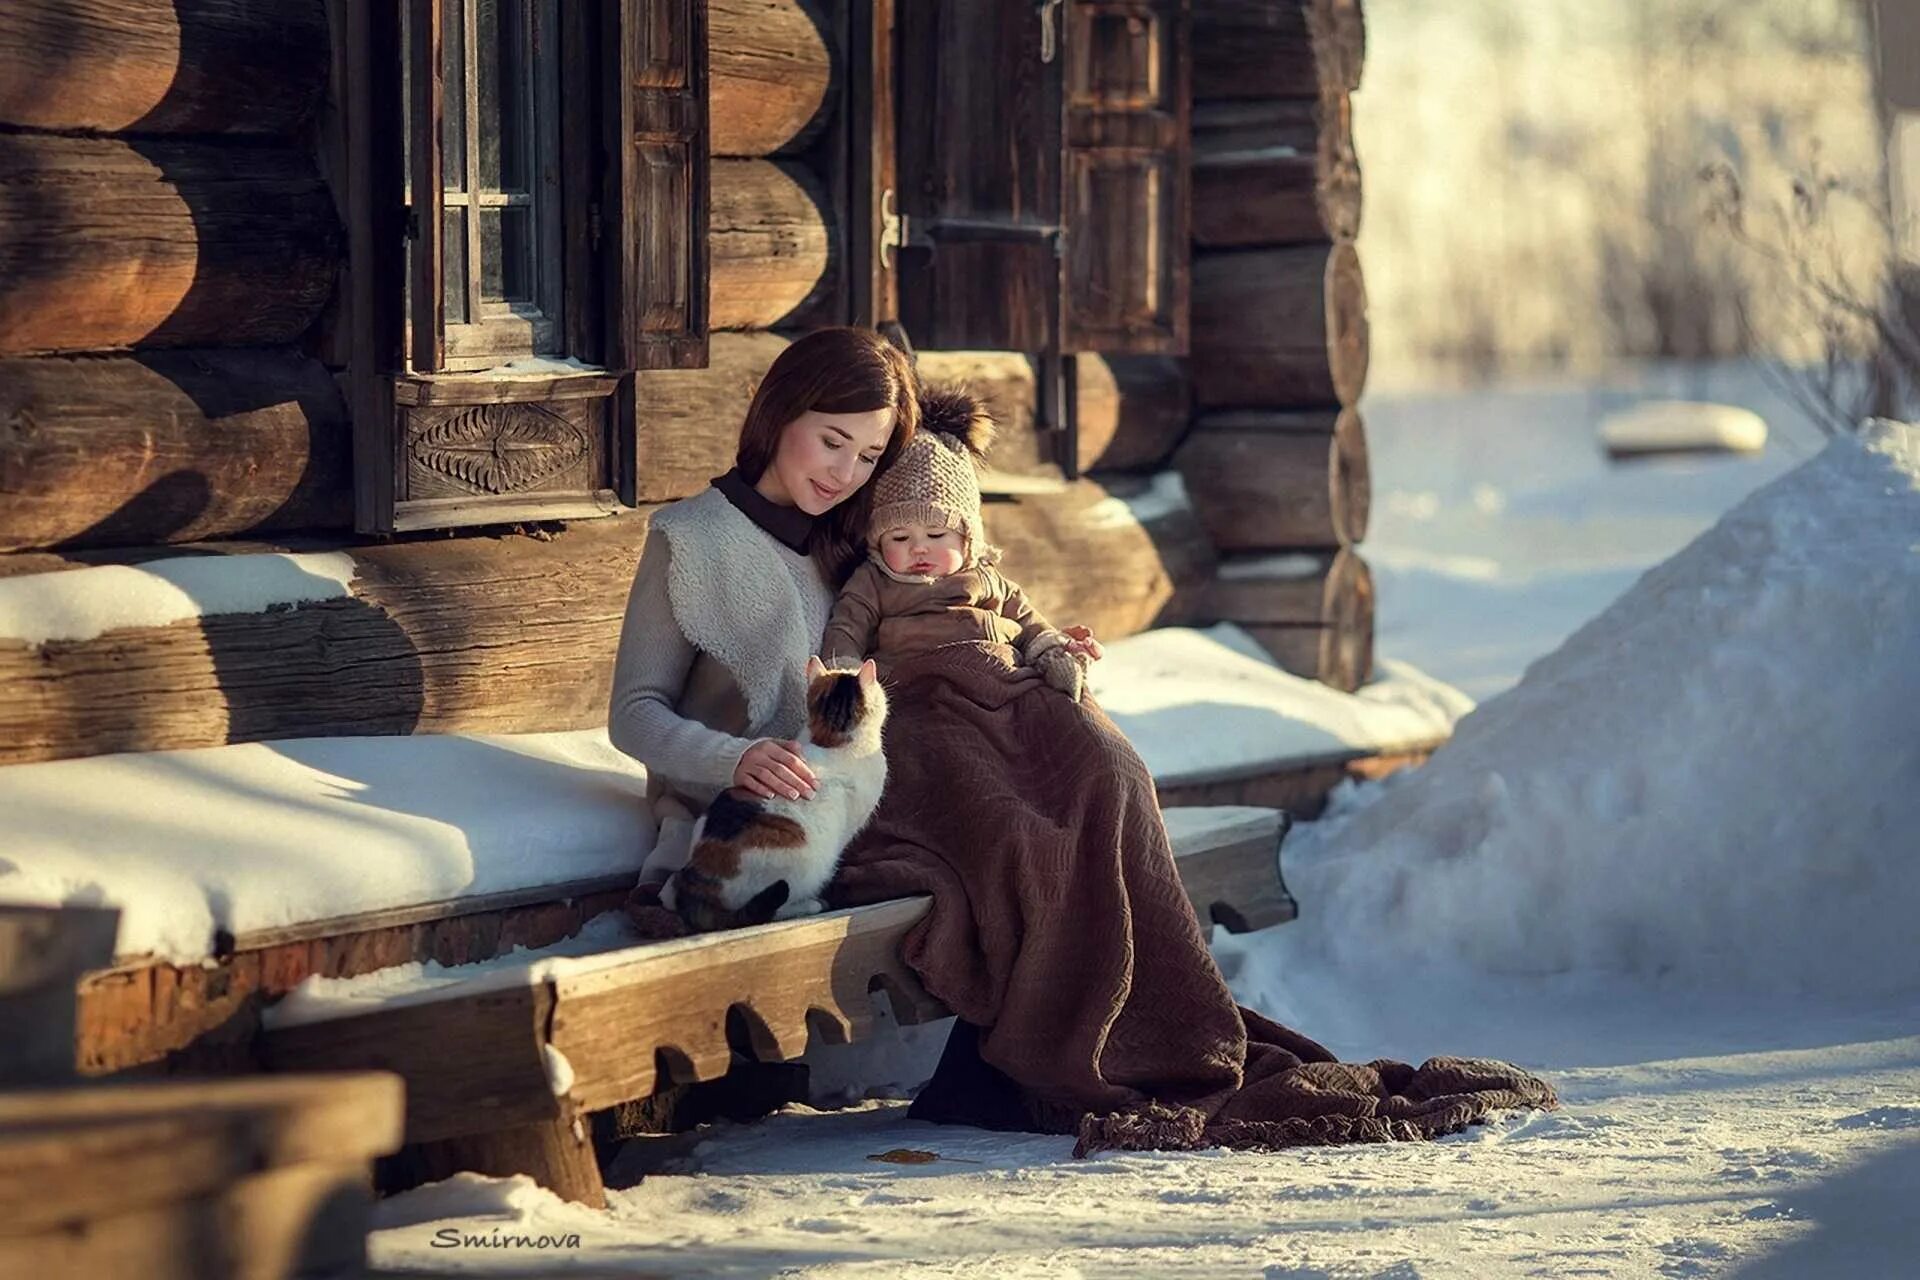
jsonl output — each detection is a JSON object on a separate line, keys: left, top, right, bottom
{"left": 665, "top": 656, "right": 889, "bottom": 933}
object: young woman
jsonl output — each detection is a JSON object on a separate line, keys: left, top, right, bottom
{"left": 609, "top": 326, "right": 1556, "bottom": 1154}
{"left": 607, "top": 326, "right": 918, "bottom": 888}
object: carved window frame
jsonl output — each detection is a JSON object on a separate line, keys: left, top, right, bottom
{"left": 341, "top": 0, "right": 708, "bottom": 535}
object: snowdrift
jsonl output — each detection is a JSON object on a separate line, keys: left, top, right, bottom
{"left": 1271, "top": 421, "right": 1920, "bottom": 999}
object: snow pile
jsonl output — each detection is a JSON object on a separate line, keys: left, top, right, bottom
{"left": 0, "top": 730, "right": 657, "bottom": 963}
{"left": 1599, "top": 399, "right": 1768, "bottom": 456}
{"left": 1093, "top": 624, "right": 1471, "bottom": 784}
{"left": 1260, "top": 422, "right": 1920, "bottom": 999}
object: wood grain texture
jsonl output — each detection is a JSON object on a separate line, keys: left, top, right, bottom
{"left": 1193, "top": 0, "right": 1365, "bottom": 101}
{"left": 1190, "top": 241, "right": 1369, "bottom": 409}
{"left": 0, "top": 0, "right": 328, "bottom": 136}
{"left": 0, "top": 350, "right": 351, "bottom": 553}
{"left": 410, "top": 1115, "right": 604, "bottom": 1208}
{"left": 0, "top": 134, "right": 340, "bottom": 357}
{"left": 0, "top": 469, "right": 1208, "bottom": 763}
{"left": 1205, "top": 548, "right": 1374, "bottom": 691}
{"left": 710, "top": 0, "right": 836, "bottom": 157}
{"left": 1173, "top": 828, "right": 1297, "bottom": 933}
{"left": 1174, "top": 407, "right": 1369, "bottom": 548}
{"left": 1193, "top": 95, "right": 1360, "bottom": 247}
{"left": 710, "top": 158, "right": 834, "bottom": 330}
{"left": 1157, "top": 746, "right": 1431, "bottom": 817}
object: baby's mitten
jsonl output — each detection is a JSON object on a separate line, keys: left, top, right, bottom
{"left": 1033, "top": 642, "right": 1087, "bottom": 702}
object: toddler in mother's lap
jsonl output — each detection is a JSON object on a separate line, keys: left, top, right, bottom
{"left": 820, "top": 385, "right": 1100, "bottom": 696}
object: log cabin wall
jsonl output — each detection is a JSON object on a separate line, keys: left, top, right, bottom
{"left": 1178, "top": 0, "right": 1376, "bottom": 692}
{"left": 0, "top": 0, "right": 1216, "bottom": 769}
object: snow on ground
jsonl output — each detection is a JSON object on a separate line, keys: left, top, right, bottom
{"left": 0, "top": 630, "right": 1454, "bottom": 964}
{"left": 0, "top": 550, "right": 356, "bottom": 645}
{"left": 1365, "top": 361, "right": 1834, "bottom": 699}
{"left": 368, "top": 402, "right": 1920, "bottom": 1277}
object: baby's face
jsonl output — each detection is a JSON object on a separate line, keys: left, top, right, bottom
{"left": 879, "top": 521, "right": 967, "bottom": 577}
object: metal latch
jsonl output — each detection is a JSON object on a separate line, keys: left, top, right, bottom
{"left": 1038, "top": 0, "right": 1062, "bottom": 63}
{"left": 879, "top": 188, "right": 907, "bottom": 262}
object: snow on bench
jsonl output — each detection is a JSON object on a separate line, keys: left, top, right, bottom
{"left": 0, "top": 624, "right": 1460, "bottom": 966}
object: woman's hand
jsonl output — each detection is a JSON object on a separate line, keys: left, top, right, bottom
{"left": 734, "top": 739, "right": 818, "bottom": 801}
{"left": 1061, "top": 624, "right": 1103, "bottom": 661}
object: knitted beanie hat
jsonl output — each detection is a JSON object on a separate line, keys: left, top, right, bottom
{"left": 867, "top": 383, "right": 997, "bottom": 559}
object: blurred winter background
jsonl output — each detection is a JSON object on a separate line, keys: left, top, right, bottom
{"left": 1349, "top": 0, "right": 1909, "bottom": 698}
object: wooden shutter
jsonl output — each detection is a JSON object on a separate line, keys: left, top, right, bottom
{"left": 895, "top": 0, "right": 1064, "bottom": 352}
{"left": 407, "top": 0, "right": 446, "bottom": 372}
{"left": 1061, "top": 0, "right": 1190, "bottom": 354}
{"left": 606, "top": 0, "right": 708, "bottom": 370}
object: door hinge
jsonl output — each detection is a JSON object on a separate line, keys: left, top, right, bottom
{"left": 879, "top": 188, "right": 908, "bottom": 262}
{"left": 1038, "top": 0, "right": 1063, "bottom": 63}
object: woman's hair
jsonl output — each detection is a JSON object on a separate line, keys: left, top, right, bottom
{"left": 735, "top": 327, "right": 920, "bottom": 584}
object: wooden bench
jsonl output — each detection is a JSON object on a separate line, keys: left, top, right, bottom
{"left": 257, "top": 806, "right": 1297, "bottom": 1205}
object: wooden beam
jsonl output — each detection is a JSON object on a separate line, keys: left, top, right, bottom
{"left": 1158, "top": 745, "right": 1433, "bottom": 816}
{"left": 0, "top": 905, "right": 119, "bottom": 1085}
{"left": 0, "top": 350, "right": 352, "bottom": 553}
{"left": 1174, "top": 407, "right": 1370, "bottom": 549}
{"left": 0, "top": 134, "right": 341, "bottom": 358}
{"left": 1190, "top": 242, "right": 1370, "bottom": 409}
{"left": 1193, "top": 95, "right": 1361, "bottom": 248}
{"left": 1206, "top": 549, "right": 1375, "bottom": 691}
{"left": 0, "top": 0, "right": 329, "bottom": 136}
{"left": 710, "top": 158, "right": 836, "bottom": 330}
{"left": 710, "top": 0, "right": 837, "bottom": 157}
{"left": 1193, "top": 0, "right": 1365, "bottom": 102}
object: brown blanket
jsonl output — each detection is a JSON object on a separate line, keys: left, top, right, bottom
{"left": 828, "top": 640, "right": 1559, "bottom": 1157}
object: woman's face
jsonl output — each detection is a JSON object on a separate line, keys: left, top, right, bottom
{"left": 759, "top": 406, "right": 896, "bottom": 514}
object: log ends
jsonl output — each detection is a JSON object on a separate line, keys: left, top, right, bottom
{"left": 1208, "top": 548, "right": 1374, "bottom": 692}
{"left": 0, "top": 134, "right": 341, "bottom": 357}
{"left": 0, "top": 0, "right": 329, "bottom": 137}
{"left": 1191, "top": 241, "right": 1369, "bottom": 410}
{"left": 1193, "top": 0, "right": 1366, "bottom": 102}
{"left": 1193, "top": 97, "right": 1361, "bottom": 248}
{"left": 1174, "top": 407, "right": 1369, "bottom": 549}
{"left": 0, "top": 350, "right": 352, "bottom": 553}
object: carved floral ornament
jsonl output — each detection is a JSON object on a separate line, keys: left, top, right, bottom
{"left": 409, "top": 402, "right": 591, "bottom": 495}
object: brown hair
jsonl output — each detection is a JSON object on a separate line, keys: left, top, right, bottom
{"left": 735, "top": 327, "right": 920, "bottom": 584}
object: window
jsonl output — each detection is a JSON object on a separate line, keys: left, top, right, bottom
{"left": 345, "top": 0, "right": 709, "bottom": 534}
{"left": 405, "top": 0, "right": 565, "bottom": 369}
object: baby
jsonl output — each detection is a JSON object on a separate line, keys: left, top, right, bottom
{"left": 821, "top": 384, "right": 1098, "bottom": 697}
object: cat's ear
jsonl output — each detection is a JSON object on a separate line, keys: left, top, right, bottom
{"left": 806, "top": 654, "right": 828, "bottom": 680}
{"left": 857, "top": 658, "right": 877, "bottom": 686}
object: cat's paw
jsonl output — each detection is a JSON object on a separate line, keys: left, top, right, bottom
{"left": 773, "top": 897, "right": 825, "bottom": 920}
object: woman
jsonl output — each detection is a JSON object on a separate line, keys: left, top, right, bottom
{"left": 607, "top": 326, "right": 917, "bottom": 888}
{"left": 610, "top": 325, "right": 1557, "bottom": 1155}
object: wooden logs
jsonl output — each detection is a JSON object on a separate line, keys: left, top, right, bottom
{"left": 985, "top": 473, "right": 1215, "bottom": 642}
{"left": 1174, "top": 408, "right": 1369, "bottom": 549}
{"left": 634, "top": 339, "right": 1194, "bottom": 504}
{"left": 1193, "top": 97, "right": 1360, "bottom": 247}
{"left": 1075, "top": 356, "right": 1195, "bottom": 474}
{"left": 1193, "top": 0, "right": 1365, "bottom": 101}
{"left": 710, "top": 0, "right": 836, "bottom": 157}
{"left": 1207, "top": 549, "right": 1374, "bottom": 691}
{"left": 0, "top": 0, "right": 329, "bottom": 136}
{"left": 710, "top": 159, "right": 834, "bottom": 330}
{"left": 0, "top": 471, "right": 1207, "bottom": 763}
{"left": 633, "top": 331, "right": 789, "bottom": 501}
{"left": 410, "top": 1116, "right": 606, "bottom": 1209}
{"left": 0, "top": 134, "right": 340, "bottom": 357}
{"left": 0, "top": 350, "right": 352, "bottom": 553}
{"left": 1190, "top": 241, "right": 1369, "bottom": 409}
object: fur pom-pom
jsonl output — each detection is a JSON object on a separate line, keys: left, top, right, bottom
{"left": 918, "top": 382, "right": 997, "bottom": 459}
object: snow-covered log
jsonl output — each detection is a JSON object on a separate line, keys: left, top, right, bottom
{"left": 1206, "top": 549, "right": 1374, "bottom": 691}
{"left": 0, "top": 474, "right": 1211, "bottom": 763}
{"left": 1174, "top": 407, "right": 1370, "bottom": 549}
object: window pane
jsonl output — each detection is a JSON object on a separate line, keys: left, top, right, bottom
{"left": 480, "top": 207, "right": 533, "bottom": 303}
{"left": 477, "top": 0, "right": 530, "bottom": 192}
{"left": 442, "top": 0, "right": 466, "bottom": 191}
{"left": 444, "top": 208, "right": 469, "bottom": 323}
